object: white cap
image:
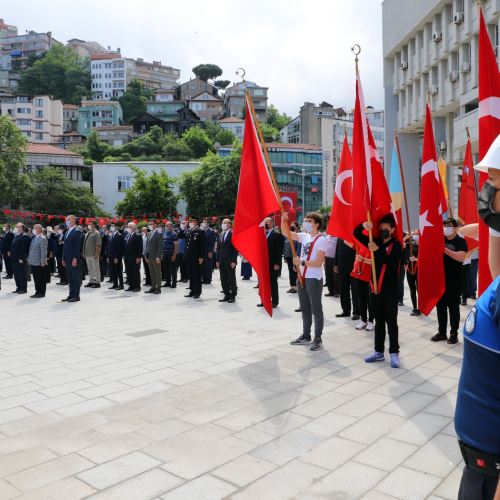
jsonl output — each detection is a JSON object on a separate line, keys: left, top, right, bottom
{"left": 475, "top": 134, "right": 500, "bottom": 172}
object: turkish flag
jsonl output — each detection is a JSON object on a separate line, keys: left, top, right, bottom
{"left": 417, "top": 104, "right": 445, "bottom": 316}
{"left": 458, "top": 137, "right": 479, "bottom": 250}
{"left": 327, "top": 134, "right": 353, "bottom": 241}
{"left": 478, "top": 6, "right": 500, "bottom": 293}
{"left": 233, "top": 95, "right": 281, "bottom": 316}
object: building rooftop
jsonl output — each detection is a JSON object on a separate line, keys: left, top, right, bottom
{"left": 266, "top": 143, "right": 322, "bottom": 151}
{"left": 80, "top": 100, "right": 121, "bottom": 107}
{"left": 26, "top": 143, "right": 83, "bottom": 157}
{"left": 63, "top": 104, "right": 79, "bottom": 109}
{"left": 90, "top": 52, "right": 121, "bottom": 60}
{"left": 95, "top": 125, "right": 133, "bottom": 131}
{"left": 218, "top": 117, "right": 245, "bottom": 123}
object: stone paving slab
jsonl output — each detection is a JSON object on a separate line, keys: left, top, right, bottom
{"left": 0, "top": 270, "right": 469, "bottom": 499}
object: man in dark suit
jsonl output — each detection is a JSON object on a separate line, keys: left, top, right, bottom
{"left": 107, "top": 223, "right": 125, "bottom": 290}
{"left": 54, "top": 223, "right": 67, "bottom": 285}
{"left": 10, "top": 223, "right": 31, "bottom": 294}
{"left": 335, "top": 239, "right": 361, "bottom": 320}
{"left": 124, "top": 222, "right": 142, "bottom": 292}
{"left": 145, "top": 220, "right": 163, "bottom": 294}
{"left": 184, "top": 216, "right": 205, "bottom": 299}
{"left": 62, "top": 215, "right": 83, "bottom": 302}
{"left": 257, "top": 217, "right": 284, "bottom": 309}
{"left": 201, "top": 218, "right": 217, "bottom": 284}
{"left": 2, "top": 223, "right": 14, "bottom": 279}
{"left": 217, "top": 218, "right": 238, "bottom": 303}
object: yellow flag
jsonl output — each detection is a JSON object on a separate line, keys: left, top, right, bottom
{"left": 438, "top": 157, "right": 449, "bottom": 200}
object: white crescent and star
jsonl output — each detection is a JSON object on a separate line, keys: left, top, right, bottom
{"left": 419, "top": 209, "right": 433, "bottom": 235}
{"left": 281, "top": 196, "right": 294, "bottom": 208}
{"left": 335, "top": 169, "right": 353, "bottom": 206}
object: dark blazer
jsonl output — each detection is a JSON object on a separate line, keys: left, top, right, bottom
{"left": 146, "top": 229, "right": 163, "bottom": 260}
{"left": 107, "top": 231, "right": 125, "bottom": 260}
{"left": 185, "top": 227, "right": 205, "bottom": 260}
{"left": 335, "top": 239, "right": 355, "bottom": 274}
{"left": 124, "top": 232, "right": 142, "bottom": 260}
{"left": 100, "top": 233, "right": 109, "bottom": 258}
{"left": 10, "top": 233, "right": 31, "bottom": 260}
{"left": 218, "top": 230, "right": 238, "bottom": 265}
{"left": 267, "top": 230, "right": 284, "bottom": 268}
{"left": 62, "top": 227, "right": 83, "bottom": 262}
{"left": 203, "top": 227, "right": 217, "bottom": 257}
{"left": 1, "top": 231, "right": 14, "bottom": 255}
{"left": 55, "top": 231, "right": 65, "bottom": 259}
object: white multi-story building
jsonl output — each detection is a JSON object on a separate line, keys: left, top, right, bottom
{"left": 217, "top": 117, "right": 245, "bottom": 140}
{"left": 91, "top": 52, "right": 180, "bottom": 100}
{"left": 383, "top": 0, "right": 500, "bottom": 226}
{"left": 0, "top": 95, "right": 63, "bottom": 143}
{"left": 280, "top": 103, "right": 385, "bottom": 207}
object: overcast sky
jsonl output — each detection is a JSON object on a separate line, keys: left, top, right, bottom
{"left": 3, "top": 0, "right": 384, "bottom": 116}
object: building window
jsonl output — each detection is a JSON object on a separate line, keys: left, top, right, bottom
{"left": 35, "top": 98, "right": 43, "bottom": 107}
{"left": 235, "top": 126, "right": 242, "bottom": 135}
{"left": 117, "top": 176, "right": 132, "bottom": 192}
{"left": 35, "top": 133, "right": 43, "bottom": 140}
{"left": 35, "top": 121, "right": 43, "bottom": 130}
{"left": 253, "top": 89, "right": 264, "bottom": 96}
{"left": 35, "top": 109, "right": 43, "bottom": 118}
{"left": 16, "top": 119, "right": 31, "bottom": 126}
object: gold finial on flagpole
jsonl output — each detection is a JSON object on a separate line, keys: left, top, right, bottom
{"left": 351, "top": 44, "right": 361, "bottom": 75}
{"left": 235, "top": 68, "right": 246, "bottom": 84}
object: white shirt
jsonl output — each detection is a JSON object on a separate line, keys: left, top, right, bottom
{"left": 298, "top": 232, "right": 327, "bottom": 280}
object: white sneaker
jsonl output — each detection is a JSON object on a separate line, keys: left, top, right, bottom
{"left": 355, "top": 321, "right": 367, "bottom": 330}
{"left": 366, "top": 322, "right": 374, "bottom": 331}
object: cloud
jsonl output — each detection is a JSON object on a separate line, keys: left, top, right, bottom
{"left": 2, "top": 0, "right": 383, "bottom": 116}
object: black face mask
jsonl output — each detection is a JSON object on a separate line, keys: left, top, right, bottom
{"left": 380, "top": 229, "right": 391, "bottom": 240}
{"left": 478, "top": 182, "right": 500, "bottom": 232}
{"left": 265, "top": 224, "right": 271, "bottom": 230}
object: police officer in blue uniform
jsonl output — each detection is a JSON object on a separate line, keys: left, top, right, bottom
{"left": 455, "top": 136, "right": 500, "bottom": 500}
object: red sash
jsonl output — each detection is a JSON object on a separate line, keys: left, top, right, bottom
{"left": 303, "top": 235, "right": 321, "bottom": 279}
{"left": 370, "top": 243, "right": 396, "bottom": 294}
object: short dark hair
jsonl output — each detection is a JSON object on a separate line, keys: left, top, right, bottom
{"left": 89, "top": 220, "right": 97, "bottom": 228}
{"left": 379, "top": 214, "right": 396, "bottom": 228}
{"left": 305, "top": 212, "right": 323, "bottom": 229}
{"left": 443, "top": 217, "right": 458, "bottom": 227}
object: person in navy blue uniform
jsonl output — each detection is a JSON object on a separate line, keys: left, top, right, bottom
{"left": 61, "top": 215, "right": 83, "bottom": 302}
{"left": 184, "top": 216, "right": 205, "bottom": 299}
{"left": 2, "top": 223, "right": 14, "bottom": 279}
{"left": 161, "top": 222, "right": 179, "bottom": 288}
{"left": 455, "top": 138, "right": 500, "bottom": 500}
{"left": 201, "top": 218, "right": 217, "bottom": 285}
{"left": 107, "top": 224, "right": 125, "bottom": 290}
{"left": 9, "top": 223, "right": 31, "bottom": 294}
{"left": 123, "top": 222, "right": 142, "bottom": 292}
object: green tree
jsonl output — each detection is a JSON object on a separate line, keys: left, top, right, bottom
{"left": 24, "top": 166, "right": 102, "bottom": 215}
{"left": 182, "top": 126, "right": 214, "bottom": 158}
{"left": 318, "top": 206, "right": 332, "bottom": 227}
{"left": 115, "top": 166, "right": 179, "bottom": 216}
{"left": 203, "top": 121, "right": 238, "bottom": 146}
{"left": 85, "top": 129, "right": 112, "bottom": 162}
{"left": 260, "top": 123, "right": 280, "bottom": 142}
{"left": 121, "top": 125, "right": 164, "bottom": 157}
{"left": 118, "top": 79, "right": 150, "bottom": 124}
{"left": 0, "top": 115, "right": 28, "bottom": 209}
{"left": 179, "top": 146, "right": 241, "bottom": 216}
{"left": 163, "top": 135, "right": 194, "bottom": 161}
{"left": 192, "top": 64, "right": 223, "bottom": 82}
{"left": 266, "top": 104, "right": 292, "bottom": 130}
{"left": 18, "top": 45, "right": 91, "bottom": 104}
{"left": 214, "top": 79, "right": 230, "bottom": 90}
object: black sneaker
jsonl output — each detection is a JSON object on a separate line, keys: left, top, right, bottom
{"left": 447, "top": 334, "right": 459, "bottom": 345}
{"left": 310, "top": 339, "right": 323, "bottom": 351}
{"left": 430, "top": 332, "right": 448, "bottom": 342}
{"left": 290, "top": 335, "right": 312, "bottom": 345}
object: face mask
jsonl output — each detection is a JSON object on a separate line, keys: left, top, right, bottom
{"left": 303, "top": 222, "right": 313, "bottom": 233}
{"left": 13, "top": 228, "right": 19, "bottom": 235}
{"left": 443, "top": 227, "right": 454, "bottom": 237}
{"left": 189, "top": 222, "right": 195, "bottom": 229}
{"left": 265, "top": 224, "right": 271, "bottom": 230}
{"left": 380, "top": 229, "right": 391, "bottom": 239}
{"left": 200, "top": 222, "right": 208, "bottom": 230}
{"left": 110, "top": 226, "right": 116, "bottom": 233}
{"left": 478, "top": 181, "right": 500, "bottom": 232}
{"left": 3, "top": 227, "right": 7, "bottom": 232}
{"left": 158, "top": 228, "right": 163, "bottom": 234}
{"left": 413, "top": 235, "right": 419, "bottom": 244}
{"left": 65, "top": 220, "right": 71, "bottom": 227}
{"left": 57, "top": 229, "right": 63, "bottom": 235}
{"left": 181, "top": 223, "right": 187, "bottom": 229}
{"left": 87, "top": 225, "right": 92, "bottom": 231}
{"left": 126, "top": 228, "right": 132, "bottom": 234}
{"left": 221, "top": 223, "right": 228, "bottom": 231}
{"left": 148, "top": 224, "right": 153, "bottom": 231}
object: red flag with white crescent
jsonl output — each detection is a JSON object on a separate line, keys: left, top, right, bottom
{"left": 458, "top": 137, "right": 478, "bottom": 250}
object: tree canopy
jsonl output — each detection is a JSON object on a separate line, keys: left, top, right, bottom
{"left": 18, "top": 45, "right": 91, "bottom": 105}
{"left": 260, "top": 123, "right": 280, "bottom": 142}
{"left": 266, "top": 104, "right": 292, "bottom": 130}
{"left": 0, "top": 115, "right": 29, "bottom": 209}
{"left": 118, "top": 79, "right": 151, "bottom": 124}
{"left": 192, "top": 64, "right": 223, "bottom": 82}
{"left": 115, "top": 166, "right": 179, "bottom": 216}
{"left": 214, "top": 79, "right": 230, "bottom": 90}
{"left": 179, "top": 146, "right": 242, "bottom": 217}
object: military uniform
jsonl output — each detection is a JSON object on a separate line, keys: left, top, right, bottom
{"left": 455, "top": 276, "right": 500, "bottom": 499}
{"left": 185, "top": 225, "right": 205, "bottom": 298}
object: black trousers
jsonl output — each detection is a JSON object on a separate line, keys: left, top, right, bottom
{"left": 177, "top": 253, "right": 186, "bottom": 280}
{"left": 324, "top": 257, "right": 336, "bottom": 294}
{"left": 458, "top": 466, "right": 498, "bottom": 500}
{"left": 373, "top": 291, "right": 399, "bottom": 354}
{"left": 142, "top": 257, "right": 151, "bottom": 285}
{"left": 125, "top": 257, "right": 140, "bottom": 290}
{"left": 110, "top": 259, "right": 123, "bottom": 287}
{"left": 353, "top": 279, "right": 373, "bottom": 323}
{"left": 397, "top": 264, "right": 405, "bottom": 302}
{"left": 12, "top": 258, "right": 27, "bottom": 292}
{"left": 339, "top": 272, "right": 360, "bottom": 315}
{"left": 31, "top": 265, "right": 47, "bottom": 296}
{"left": 406, "top": 269, "right": 418, "bottom": 310}
{"left": 186, "top": 258, "right": 202, "bottom": 295}
{"left": 220, "top": 262, "right": 237, "bottom": 298}
{"left": 270, "top": 268, "right": 279, "bottom": 306}
{"left": 437, "top": 287, "right": 461, "bottom": 335}
{"left": 462, "top": 264, "right": 470, "bottom": 301}
{"left": 3, "top": 255, "right": 12, "bottom": 276}
{"left": 66, "top": 260, "right": 81, "bottom": 299}
{"left": 162, "top": 253, "right": 177, "bottom": 286}
{"left": 56, "top": 257, "right": 67, "bottom": 283}
{"left": 99, "top": 257, "right": 106, "bottom": 282}
{"left": 202, "top": 256, "right": 214, "bottom": 283}
{"left": 285, "top": 257, "right": 297, "bottom": 287}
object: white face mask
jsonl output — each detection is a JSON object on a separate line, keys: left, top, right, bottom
{"left": 443, "top": 227, "right": 454, "bottom": 237}
{"left": 13, "top": 228, "right": 19, "bottom": 235}
{"left": 58, "top": 229, "right": 63, "bottom": 235}
{"left": 221, "top": 223, "right": 229, "bottom": 231}
{"left": 200, "top": 222, "right": 208, "bottom": 230}
{"left": 413, "top": 235, "right": 419, "bottom": 244}
{"left": 303, "top": 221, "right": 313, "bottom": 233}
{"left": 110, "top": 226, "right": 116, "bottom": 233}
{"left": 87, "top": 225, "right": 92, "bottom": 231}
{"left": 181, "top": 223, "right": 187, "bottom": 229}
{"left": 148, "top": 224, "right": 153, "bottom": 231}
{"left": 3, "top": 226, "right": 8, "bottom": 232}
{"left": 158, "top": 228, "right": 163, "bottom": 234}
{"left": 189, "top": 222, "right": 195, "bottom": 229}
{"left": 126, "top": 227, "right": 132, "bottom": 234}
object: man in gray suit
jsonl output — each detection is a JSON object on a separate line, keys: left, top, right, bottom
{"left": 27, "top": 224, "right": 48, "bottom": 298}
{"left": 146, "top": 220, "right": 163, "bottom": 294}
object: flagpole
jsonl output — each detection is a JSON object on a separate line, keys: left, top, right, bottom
{"left": 239, "top": 72, "right": 304, "bottom": 286}
{"left": 466, "top": 126, "right": 480, "bottom": 199}
{"left": 352, "top": 44, "right": 378, "bottom": 293}
{"left": 394, "top": 130, "right": 416, "bottom": 274}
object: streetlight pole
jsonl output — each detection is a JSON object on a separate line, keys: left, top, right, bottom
{"left": 301, "top": 168, "right": 305, "bottom": 218}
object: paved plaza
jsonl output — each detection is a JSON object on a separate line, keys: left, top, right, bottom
{"left": 0, "top": 271, "right": 467, "bottom": 499}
